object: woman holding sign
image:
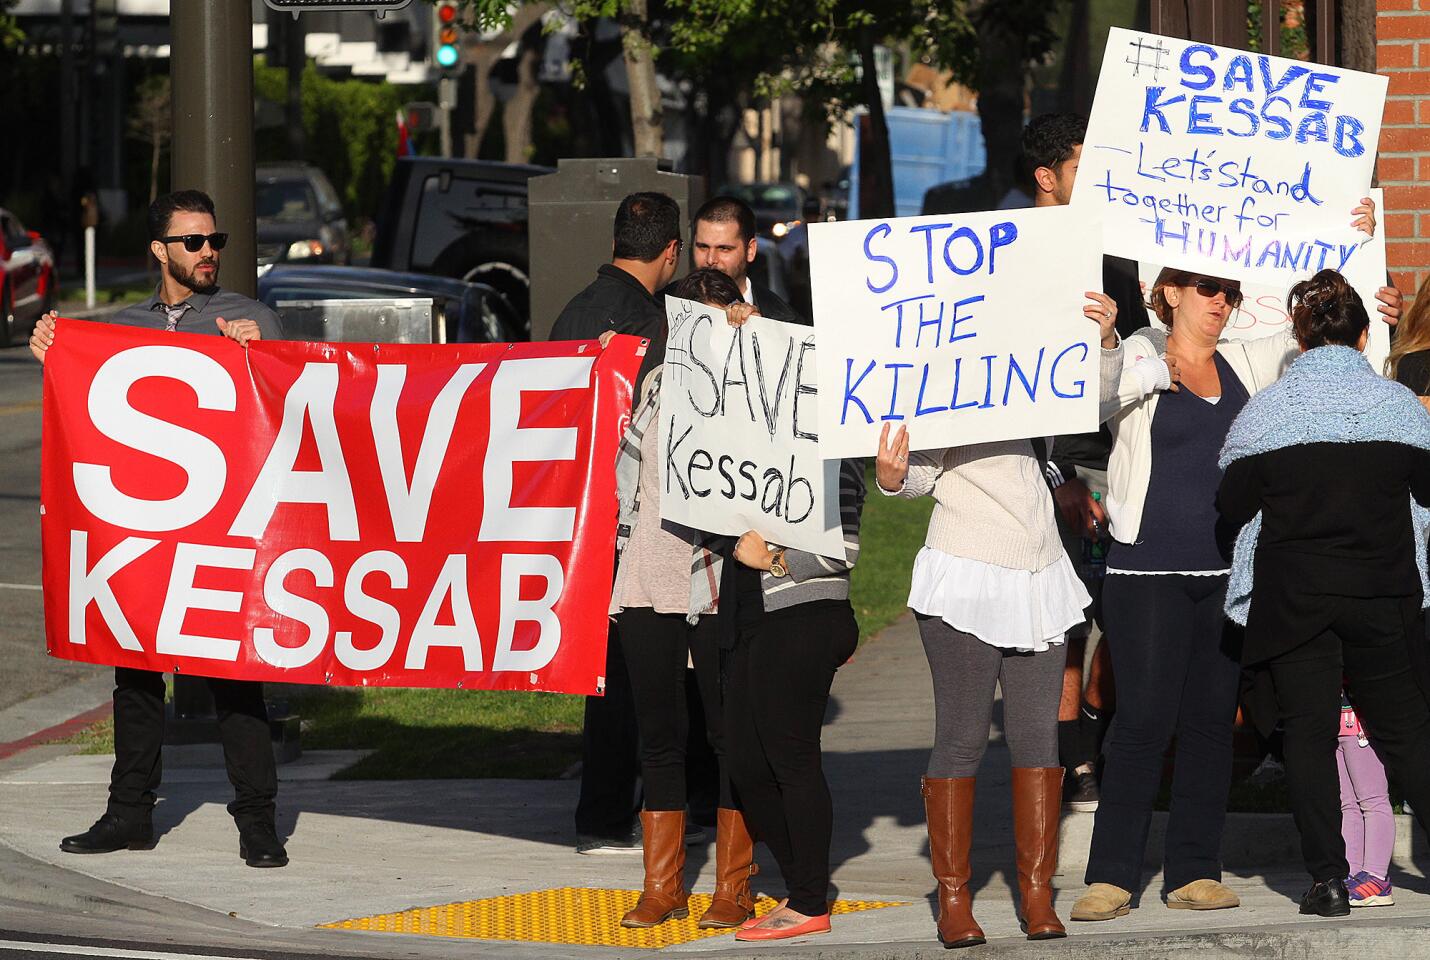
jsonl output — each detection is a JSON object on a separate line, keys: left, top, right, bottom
{"left": 1073, "top": 201, "right": 1384, "bottom": 923}
{"left": 874, "top": 292, "right": 1123, "bottom": 947}
{"left": 721, "top": 378, "right": 868, "bottom": 944}
{"left": 607, "top": 268, "right": 759, "bottom": 930}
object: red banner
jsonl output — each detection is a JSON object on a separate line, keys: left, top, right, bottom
{"left": 41, "top": 319, "right": 644, "bottom": 695}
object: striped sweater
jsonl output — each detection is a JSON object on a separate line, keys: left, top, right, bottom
{"left": 615, "top": 367, "right": 866, "bottom": 622}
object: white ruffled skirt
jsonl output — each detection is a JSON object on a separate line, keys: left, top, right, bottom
{"left": 907, "top": 546, "right": 1091, "bottom": 653}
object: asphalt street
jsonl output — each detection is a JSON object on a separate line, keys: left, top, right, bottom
{"left": 0, "top": 343, "right": 105, "bottom": 714}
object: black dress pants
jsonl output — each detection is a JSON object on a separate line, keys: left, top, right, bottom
{"left": 617, "top": 608, "right": 729, "bottom": 811}
{"left": 1086, "top": 575, "right": 1241, "bottom": 892}
{"left": 575, "top": 623, "right": 643, "bottom": 839}
{"left": 725, "top": 600, "right": 858, "bottom": 917}
{"left": 107, "top": 667, "right": 276, "bottom": 831}
{"left": 1267, "top": 595, "right": 1430, "bottom": 882}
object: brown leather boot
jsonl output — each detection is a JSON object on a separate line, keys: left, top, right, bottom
{"left": 621, "top": 810, "right": 690, "bottom": 927}
{"left": 922, "top": 776, "right": 985, "bottom": 948}
{"left": 697, "top": 808, "right": 759, "bottom": 928}
{"left": 1012, "top": 767, "right": 1066, "bottom": 940}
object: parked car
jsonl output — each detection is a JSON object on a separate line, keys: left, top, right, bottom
{"left": 371, "top": 157, "right": 552, "bottom": 339}
{"left": 256, "top": 164, "right": 351, "bottom": 268}
{"left": 0, "top": 209, "right": 56, "bottom": 345}
{"left": 257, "top": 265, "right": 521, "bottom": 345}
{"left": 715, "top": 182, "right": 811, "bottom": 239}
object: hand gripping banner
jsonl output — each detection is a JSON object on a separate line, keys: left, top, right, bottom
{"left": 40, "top": 320, "right": 644, "bottom": 695}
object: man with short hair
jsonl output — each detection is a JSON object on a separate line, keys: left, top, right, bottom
{"left": 687, "top": 196, "right": 804, "bottom": 324}
{"left": 30, "top": 189, "right": 289, "bottom": 868}
{"left": 550, "top": 191, "right": 683, "bottom": 342}
{"left": 1023, "top": 112, "right": 1144, "bottom": 817}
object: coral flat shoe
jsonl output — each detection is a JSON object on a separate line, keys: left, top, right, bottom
{"left": 734, "top": 913, "right": 831, "bottom": 942}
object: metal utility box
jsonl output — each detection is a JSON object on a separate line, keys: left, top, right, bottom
{"left": 528, "top": 158, "right": 704, "bottom": 341}
{"left": 274, "top": 297, "right": 441, "bottom": 344}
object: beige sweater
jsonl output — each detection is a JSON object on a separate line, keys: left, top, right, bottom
{"left": 887, "top": 439, "right": 1062, "bottom": 572}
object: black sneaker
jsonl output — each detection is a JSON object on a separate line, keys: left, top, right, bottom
{"left": 60, "top": 813, "right": 154, "bottom": 854}
{"left": 576, "top": 832, "right": 642, "bottom": 855}
{"left": 1299, "top": 878, "right": 1350, "bottom": 917}
{"left": 1064, "top": 770, "right": 1100, "bottom": 812}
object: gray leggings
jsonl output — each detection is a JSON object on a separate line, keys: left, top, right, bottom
{"left": 918, "top": 614, "right": 1064, "bottom": 778}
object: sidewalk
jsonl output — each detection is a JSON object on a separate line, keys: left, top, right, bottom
{"left": 3, "top": 616, "right": 1430, "bottom": 957}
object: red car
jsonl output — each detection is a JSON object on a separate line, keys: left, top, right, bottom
{"left": 1, "top": 208, "right": 57, "bottom": 345}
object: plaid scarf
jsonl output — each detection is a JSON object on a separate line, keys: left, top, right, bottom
{"left": 614, "top": 368, "right": 724, "bottom": 625}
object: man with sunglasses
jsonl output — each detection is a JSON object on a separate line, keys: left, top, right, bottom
{"left": 29, "top": 189, "right": 288, "bottom": 869}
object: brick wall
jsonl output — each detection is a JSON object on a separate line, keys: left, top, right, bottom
{"left": 1378, "top": 0, "right": 1430, "bottom": 298}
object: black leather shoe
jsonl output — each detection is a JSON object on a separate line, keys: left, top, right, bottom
{"left": 238, "top": 823, "right": 289, "bottom": 868}
{"left": 60, "top": 813, "right": 154, "bottom": 854}
{"left": 1299, "top": 878, "right": 1350, "bottom": 917}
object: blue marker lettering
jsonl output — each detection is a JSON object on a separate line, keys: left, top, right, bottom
{"left": 863, "top": 223, "right": 898, "bottom": 294}
{"left": 915, "top": 365, "right": 949, "bottom": 416}
{"left": 942, "top": 226, "right": 985, "bottom": 276}
{"left": 1141, "top": 86, "right": 1186, "bottom": 134}
{"left": 1179, "top": 44, "right": 1217, "bottom": 90}
{"left": 948, "top": 294, "right": 984, "bottom": 345}
{"left": 1003, "top": 348, "right": 1045, "bottom": 405}
{"left": 883, "top": 363, "right": 913, "bottom": 421}
{"left": 1257, "top": 57, "right": 1309, "bottom": 96}
{"left": 1049, "top": 343, "right": 1089, "bottom": 399}
{"left": 1334, "top": 115, "right": 1366, "bottom": 158}
{"left": 1227, "top": 98, "right": 1259, "bottom": 137}
{"left": 1222, "top": 54, "right": 1254, "bottom": 93}
{"left": 949, "top": 357, "right": 979, "bottom": 411}
{"left": 1299, "top": 72, "right": 1339, "bottom": 111}
{"left": 1188, "top": 95, "right": 1223, "bottom": 135}
{"left": 909, "top": 222, "right": 952, "bottom": 284}
{"left": 1262, "top": 96, "right": 1293, "bottom": 140}
{"left": 988, "top": 221, "right": 1018, "bottom": 274}
{"left": 842, "top": 358, "right": 875, "bottom": 425}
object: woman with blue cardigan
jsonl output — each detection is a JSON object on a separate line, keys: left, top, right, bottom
{"left": 1217, "top": 269, "right": 1430, "bottom": 917}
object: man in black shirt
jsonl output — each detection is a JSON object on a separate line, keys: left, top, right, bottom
{"left": 550, "top": 191, "right": 683, "bottom": 342}
{"left": 686, "top": 196, "right": 804, "bottom": 325}
{"left": 1024, "top": 114, "right": 1144, "bottom": 812}
{"left": 29, "top": 190, "right": 288, "bottom": 869}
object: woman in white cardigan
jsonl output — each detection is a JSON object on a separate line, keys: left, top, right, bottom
{"left": 1073, "top": 201, "right": 1390, "bottom": 923}
{"left": 875, "top": 292, "right": 1122, "bottom": 948}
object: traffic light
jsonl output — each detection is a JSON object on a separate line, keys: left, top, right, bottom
{"left": 434, "top": 2, "right": 461, "bottom": 71}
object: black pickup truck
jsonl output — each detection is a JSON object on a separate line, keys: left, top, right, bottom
{"left": 371, "top": 157, "right": 553, "bottom": 338}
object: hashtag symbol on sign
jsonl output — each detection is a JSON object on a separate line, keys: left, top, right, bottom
{"left": 1124, "top": 37, "right": 1169, "bottom": 80}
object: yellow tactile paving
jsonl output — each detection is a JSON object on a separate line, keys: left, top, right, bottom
{"left": 319, "top": 888, "right": 906, "bottom": 948}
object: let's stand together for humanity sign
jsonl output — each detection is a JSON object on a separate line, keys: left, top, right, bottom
{"left": 41, "top": 320, "right": 643, "bottom": 695}
{"left": 1072, "top": 27, "right": 1388, "bottom": 286}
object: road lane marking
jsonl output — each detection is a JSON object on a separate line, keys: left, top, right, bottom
{"left": 0, "top": 940, "right": 269, "bottom": 960}
{"left": 0, "top": 582, "right": 42, "bottom": 591}
{"left": 0, "top": 401, "right": 42, "bottom": 415}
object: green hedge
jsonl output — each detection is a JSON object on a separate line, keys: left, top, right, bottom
{"left": 254, "top": 60, "right": 415, "bottom": 221}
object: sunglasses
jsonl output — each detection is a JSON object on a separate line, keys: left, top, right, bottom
{"left": 1188, "top": 277, "right": 1243, "bottom": 308}
{"left": 159, "top": 233, "right": 229, "bottom": 253}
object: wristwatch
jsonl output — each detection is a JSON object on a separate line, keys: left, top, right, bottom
{"left": 769, "top": 549, "right": 789, "bottom": 578}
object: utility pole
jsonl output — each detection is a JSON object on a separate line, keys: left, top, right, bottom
{"left": 170, "top": 0, "right": 258, "bottom": 298}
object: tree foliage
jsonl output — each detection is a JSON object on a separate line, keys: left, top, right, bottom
{"left": 253, "top": 60, "right": 405, "bottom": 219}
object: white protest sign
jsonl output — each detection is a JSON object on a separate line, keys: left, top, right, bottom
{"left": 1072, "top": 28, "right": 1387, "bottom": 286}
{"left": 657, "top": 296, "right": 843, "bottom": 559}
{"left": 808, "top": 205, "right": 1103, "bottom": 458}
{"left": 1135, "top": 188, "right": 1391, "bottom": 370}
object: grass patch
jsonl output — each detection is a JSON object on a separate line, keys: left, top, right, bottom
{"left": 287, "top": 686, "right": 583, "bottom": 780}
{"left": 850, "top": 464, "right": 932, "bottom": 640}
{"left": 61, "top": 715, "right": 116, "bottom": 755}
{"left": 57, "top": 280, "right": 154, "bottom": 309}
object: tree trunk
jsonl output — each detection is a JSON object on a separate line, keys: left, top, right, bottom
{"left": 504, "top": 44, "right": 540, "bottom": 164}
{"left": 620, "top": 0, "right": 663, "bottom": 158}
{"left": 149, "top": 138, "right": 161, "bottom": 204}
{"left": 856, "top": 29, "right": 894, "bottom": 220}
{"left": 1338, "top": 0, "right": 1376, "bottom": 72}
{"left": 464, "top": 53, "right": 500, "bottom": 159}
{"left": 975, "top": 12, "right": 1026, "bottom": 207}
